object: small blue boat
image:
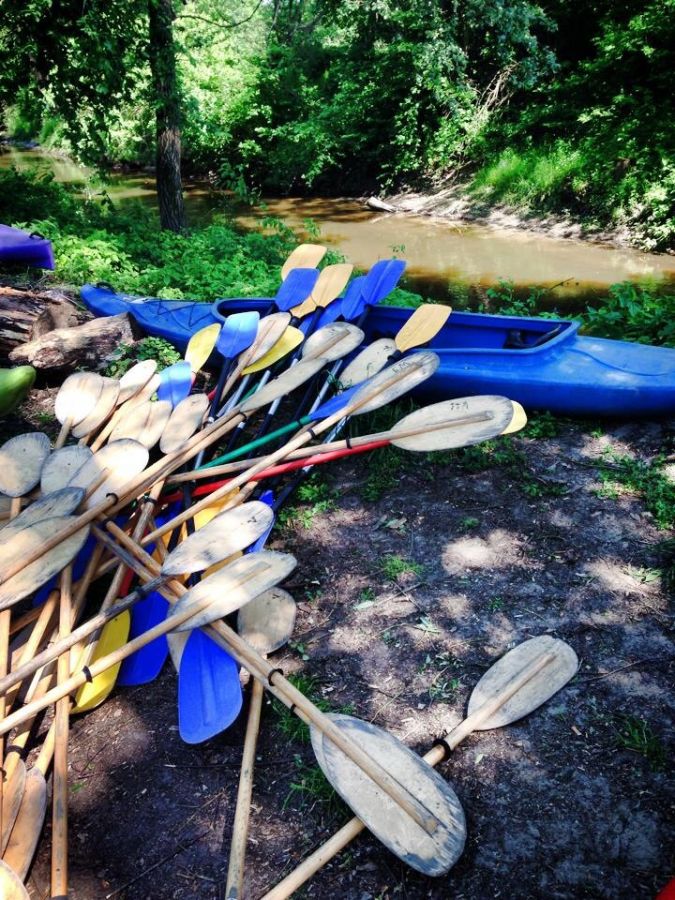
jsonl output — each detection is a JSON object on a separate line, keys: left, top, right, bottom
{"left": 0, "top": 224, "right": 54, "bottom": 269}
{"left": 81, "top": 283, "right": 675, "bottom": 417}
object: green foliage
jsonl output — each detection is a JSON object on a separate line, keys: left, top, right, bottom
{"left": 272, "top": 674, "right": 354, "bottom": 746}
{"left": 379, "top": 554, "right": 424, "bottom": 581}
{"left": 614, "top": 714, "right": 666, "bottom": 771}
{"left": 596, "top": 451, "right": 675, "bottom": 529}
{"left": 524, "top": 412, "right": 560, "bottom": 439}
{"left": 471, "top": 143, "right": 585, "bottom": 208}
{"left": 104, "top": 337, "right": 180, "bottom": 377}
{"left": 583, "top": 282, "right": 675, "bottom": 347}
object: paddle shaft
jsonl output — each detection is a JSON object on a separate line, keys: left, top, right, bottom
{"left": 0, "top": 497, "right": 20, "bottom": 842}
{"left": 51, "top": 568, "right": 72, "bottom": 898}
{"left": 261, "top": 651, "right": 557, "bottom": 900}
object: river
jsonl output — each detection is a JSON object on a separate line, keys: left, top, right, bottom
{"left": 3, "top": 144, "right": 675, "bottom": 311}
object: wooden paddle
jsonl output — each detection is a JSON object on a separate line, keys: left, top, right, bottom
{"left": 281, "top": 243, "right": 326, "bottom": 280}
{"left": 73, "top": 376, "right": 120, "bottom": 442}
{"left": 108, "top": 398, "right": 172, "bottom": 449}
{"left": 261, "top": 635, "right": 579, "bottom": 898}
{"left": 289, "top": 263, "right": 353, "bottom": 323}
{"left": 51, "top": 567, "right": 72, "bottom": 898}
{"left": 89, "top": 371, "right": 161, "bottom": 451}
{"left": 159, "top": 394, "right": 210, "bottom": 455}
{"left": 53, "top": 372, "right": 105, "bottom": 447}
{"left": 116, "top": 359, "right": 158, "bottom": 405}
{"left": 0, "top": 859, "right": 29, "bottom": 900}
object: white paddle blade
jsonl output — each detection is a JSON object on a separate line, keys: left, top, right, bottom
{"left": 349, "top": 351, "right": 440, "bottom": 416}
{"left": 169, "top": 550, "right": 297, "bottom": 631}
{"left": 54, "top": 372, "right": 104, "bottom": 426}
{"left": 67, "top": 439, "right": 149, "bottom": 509}
{"left": 237, "top": 587, "right": 297, "bottom": 654}
{"left": 71, "top": 376, "right": 120, "bottom": 439}
{"left": 118, "top": 359, "right": 158, "bottom": 404}
{"left": 40, "top": 445, "right": 92, "bottom": 494}
{"left": 1, "top": 759, "right": 26, "bottom": 853}
{"left": 0, "top": 516, "right": 90, "bottom": 610}
{"left": 0, "top": 859, "right": 30, "bottom": 900}
{"left": 0, "top": 432, "right": 51, "bottom": 497}
{"left": 161, "top": 502, "right": 276, "bottom": 576}
{"left": 302, "top": 323, "right": 364, "bottom": 363}
{"left": 467, "top": 635, "right": 579, "bottom": 729}
{"left": 159, "top": 394, "right": 209, "bottom": 454}
{"left": 109, "top": 399, "right": 172, "bottom": 449}
{"left": 1, "top": 487, "right": 85, "bottom": 535}
{"left": 340, "top": 338, "right": 396, "bottom": 388}
{"left": 240, "top": 357, "right": 327, "bottom": 413}
{"left": 245, "top": 313, "right": 292, "bottom": 366}
{"left": 390, "top": 395, "right": 515, "bottom": 452}
{"left": 2, "top": 769, "right": 47, "bottom": 880}
{"left": 502, "top": 400, "right": 528, "bottom": 435}
{"left": 312, "top": 714, "right": 466, "bottom": 876}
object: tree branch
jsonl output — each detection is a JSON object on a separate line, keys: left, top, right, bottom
{"left": 177, "top": 0, "right": 264, "bottom": 30}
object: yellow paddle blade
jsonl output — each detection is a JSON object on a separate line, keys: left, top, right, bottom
{"left": 185, "top": 323, "right": 221, "bottom": 372}
{"left": 502, "top": 400, "right": 528, "bottom": 434}
{"left": 72, "top": 610, "right": 131, "bottom": 713}
{"left": 395, "top": 304, "right": 452, "bottom": 353}
{"left": 242, "top": 326, "right": 304, "bottom": 374}
{"left": 281, "top": 244, "right": 326, "bottom": 280}
{"left": 312, "top": 263, "right": 353, "bottom": 308}
{"left": 289, "top": 295, "right": 316, "bottom": 319}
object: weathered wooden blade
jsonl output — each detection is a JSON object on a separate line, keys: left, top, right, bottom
{"left": 109, "top": 399, "right": 172, "bottom": 449}
{"left": 0, "top": 858, "right": 30, "bottom": 899}
{"left": 395, "top": 304, "right": 451, "bottom": 353}
{"left": 281, "top": 244, "right": 326, "bottom": 280}
{"left": 159, "top": 394, "right": 209, "bottom": 454}
{"left": 72, "top": 611, "right": 131, "bottom": 713}
{"left": 2, "top": 487, "right": 85, "bottom": 535}
{"left": 390, "top": 395, "right": 515, "bottom": 452}
{"left": 242, "top": 327, "right": 304, "bottom": 375}
{"left": 240, "top": 357, "right": 327, "bottom": 413}
{"left": 161, "top": 502, "right": 275, "bottom": 577}
{"left": 40, "top": 445, "right": 92, "bottom": 494}
{"left": 66, "top": 439, "right": 149, "bottom": 509}
{"left": 0, "top": 432, "right": 51, "bottom": 498}
{"left": 168, "top": 550, "right": 297, "bottom": 632}
{"left": 245, "top": 313, "right": 292, "bottom": 366}
{"left": 0, "top": 517, "right": 90, "bottom": 610}
{"left": 237, "top": 587, "right": 296, "bottom": 654}
{"left": 54, "top": 371, "right": 104, "bottom": 427}
{"left": 302, "top": 323, "right": 364, "bottom": 363}
{"left": 185, "top": 324, "right": 221, "bottom": 373}
{"left": 1, "top": 759, "right": 26, "bottom": 853}
{"left": 312, "top": 714, "right": 466, "bottom": 876}
{"left": 349, "top": 351, "right": 440, "bottom": 416}
{"left": 340, "top": 338, "right": 396, "bottom": 388}
{"left": 117, "top": 359, "right": 158, "bottom": 404}
{"left": 2, "top": 769, "right": 47, "bottom": 881}
{"left": 502, "top": 400, "right": 527, "bottom": 435}
{"left": 467, "top": 635, "right": 579, "bottom": 729}
{"left": 71, "top": 376, "right": 120, "bottom": 439}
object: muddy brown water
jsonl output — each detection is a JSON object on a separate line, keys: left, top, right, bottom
{"left": 3, "top": 145, "right": 675, "bottom": 313}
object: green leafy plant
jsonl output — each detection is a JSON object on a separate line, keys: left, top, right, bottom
{"left": 596, "top": 451, "right": 675, "bottom": 529}
{"left": 104, "top": 336, "right": 180, "bottom": 377}
{"left": 614, "top": 715, "right": 666, "bottom": 771}
{"left": 379, "top": 554, "right": 424, "bottom": 581}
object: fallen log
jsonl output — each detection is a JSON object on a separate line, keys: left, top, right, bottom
{"left": 0, "top": 286, "right": 81, "bottom": 356}
{"left": 365, "top": 196, "right": 398, "bottom": 213}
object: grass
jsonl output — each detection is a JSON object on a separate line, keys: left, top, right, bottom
{"left": 379, "top": 554, "right": 424, "bottom": 581}
{"left": 282, "top": 755, "right": 350, "bottom": 817}
{"left": 277, "top": 474, "right": 336, "bottom": 530}
{"left": 614, "top": 715, "right": 666, "bottom": 771}
{"left": 596, "top": 451, "right": 675, "bottom": 529}
{"left": 361, "top": 445, "right": 411, "bottom": 502}
{"left": 470, "top": 143, "right": 584, "bottom": 208}
{"left": 272, "top": 674, "right": 354, "bottom": 745}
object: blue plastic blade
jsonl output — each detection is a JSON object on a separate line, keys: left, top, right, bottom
{"left": 178, "top": 630, "right": 243, "bottom": 744}
{"left": 248, "top": 489, "right": 275, "bottom": 550}
{"left": 361, "top": 259, "right": 406, "bottom": 307}
{"left": 316, "top": 299, "right": 346, "bottom": 329}
{"left": 117, "top": 591, "right": 170, "bottom": 686}
{"left": 274, "top": 267, "right": 319, "bottom": 312}
{"left": 339, "top": 276, "right": 368, "bottom": 321}
{"left": 157, "top": 360, "right": 193, "bottom": 407}
{"left": 308, "top": 383, "right": 359, "bottom": 421}
{"left": 216, "top": 311, "right": 260, "bottom": 359}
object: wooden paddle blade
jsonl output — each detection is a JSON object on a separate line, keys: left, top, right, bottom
{"left": 502, "top": 400, "right": 528, "bottom": 434}
{"left": 167, "top": 630, "right": 189, "bottom": 673}
{"left": 109, "top": 399, "right": 172, "bottom": 449}
{"left": 395, "top": 304, "right": 452, "bottom": 353}
{"left": 178, "top": 630, "right": 243, "bottom": 744}
{"left": 54, "top": 372, "right": 104, "bottom": 427}
{"left": 390, "top": 395, "right": 515, "bottom": 452}
{"left": 349, "top": 351, "right": 440, "bottom": 416}
{"left": 311, "top": 263, "right": 354, "bottom": 309}
{"left": 311, "top": 714, "right": 466, "bottom": 876}
{"left": 185, "top": 324, "right": 221, "bottom": 373}
{"left": 242, "top": 326, "right": 304, "bottom": 375}
{"left": 2, "top": 769, "right": 47, "bottom": 881}
{"left": 244, "top": 312, "right": 292, "bottom": 366}
{"left": 237, "top": 587, "right": 296, "bottom": 654}
{"left": 161, "top": 501, "right": 275, "bottom": 576}
{"left": 169, "top": 550, "right": 297, "bottom": 632}
{"left": 0, "top": 432, "right": 50, "bottom": 497}
{"left": 239, "top": 357, "right": 327, "bottom": 413}
{"left": 281, "top": 243, "right": 326, "bottom": 280}
{"left": 118, "top": 359, "right": 158, "bottom": 404}
{"left": 467, "top": 635, "right": 579, "bottom": 729}
{"left": 1, "top": 487, "right": 85, "bottom": 535}
{"left": 71, "top": 376, "right": 120, "bottom": 439}
{"left": 67, "top": 439, "right": 149, "bottom": 509}
{"left": 0, "top": 516, "right": 90, "bottom": 609}
{"left": 72, "top": 610, "right": 131, "bottom": 712}
{"left": 340, "top": 337, "right": 396, "bottom": 387}
{"left": 159, "top": 394, "right": 209, "bottom": 454}
{"left": 0, "top": 859, "right": 30, "bottom": 900}
{"left": 1, "top": 759, "right": 26, "bottom": 853}
{"left": 302, "top": 323, "right": 364, "bottom": 363}
{"left": 40, "top": 445, "right": 92, "bottom": 494}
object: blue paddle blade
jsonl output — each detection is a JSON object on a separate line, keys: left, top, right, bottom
{"left": 308, "top": 383, "right": 359, "bottom": 421}
{"left": 361, "top": 259, "right": 407, "bottom": 306}
{"left": 216, "top": 311, "right": 260, "bottom": 359}
{"left": 178, "top": 630, "right": 243, "bottom": 744}
{"left": 339, "top": 276, "right": 368, "bottom": 321}
{"left": 316, "top": 299, "right": 346, "bottom": 329}
{"left": 157, "top": 360, "right": 193, "bottom": 407}
{"left": 248, "top": 489, "right": 275, "bottom": 550}
{"left": 117, "top": 591, "right": 170, "bottom": 686}
{"left": 274, "top": 267, "right": 319, "bottom": 312}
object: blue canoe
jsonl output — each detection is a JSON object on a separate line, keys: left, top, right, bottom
{"left": 0, "top": 224, "right": 55, "bottom": 269}
{"left": 81, "top": 283, "right": 675, "bottom": 417}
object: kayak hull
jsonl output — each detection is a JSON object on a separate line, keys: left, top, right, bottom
{"left": 80, "top": 283, "right": 675, "bottom": 417}
{"left": 0, "top": 224, "right": 55, "bottom": 269}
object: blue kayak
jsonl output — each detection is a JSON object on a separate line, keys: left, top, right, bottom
{"left": 0, "top": 224, "right": 55, "bottom": 269}
{"left": 80, "top": 282, "right": 675, "bottom": 417}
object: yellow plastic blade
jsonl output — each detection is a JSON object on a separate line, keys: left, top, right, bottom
{"left": 502, "top": 400, "right": 528, "bottom": 434}
{"left": 72, "top": 610, "right": 131, "bottom": 713}
{"left": 289, "top": 296, "right": 317, "bottom": 319}
{"left": 395, "top": 304, "right": 452, "bottom": 353}
{"left": 185, "top": 323, "right": 221, "bottom": 373}
{"left": 281, "top": 244, "right": 327, "bottom": 280}
{"left": 242, "top": 326, "right": 304, "bottom": 374}
{"left": 312, "top": 263, "right": 353, "bottom": 308}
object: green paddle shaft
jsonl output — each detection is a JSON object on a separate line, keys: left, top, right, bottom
{"left": 200, "top": 415, "right": 312, "bottom": 469}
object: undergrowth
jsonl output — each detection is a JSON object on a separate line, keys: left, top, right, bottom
{"left": 596, "top": 451, "right": 675, "bottom": 529}
{"left": 104, "top": 336, "right": 180, "bottom": 376}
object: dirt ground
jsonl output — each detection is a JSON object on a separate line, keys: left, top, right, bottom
{"left": 7, "top": 393, "right": 674, "bottom": 900}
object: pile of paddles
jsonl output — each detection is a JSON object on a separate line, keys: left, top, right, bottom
{"left": 0, "top": 245, "right": 580, "bottom": 899}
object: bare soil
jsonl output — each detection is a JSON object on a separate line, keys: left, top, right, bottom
{"left": 10, "top": 398, "right": 675, "bottom": 900}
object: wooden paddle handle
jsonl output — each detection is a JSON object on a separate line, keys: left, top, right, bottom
{"left": 51, "top": 568, "right": 72, "bottom": 899}
{"left": 225, "top": 677, "right": 264, "bottom": 900}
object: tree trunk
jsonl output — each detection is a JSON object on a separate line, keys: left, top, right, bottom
{"left": 147, "top": 0, "right": 186, "bottom": 232}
